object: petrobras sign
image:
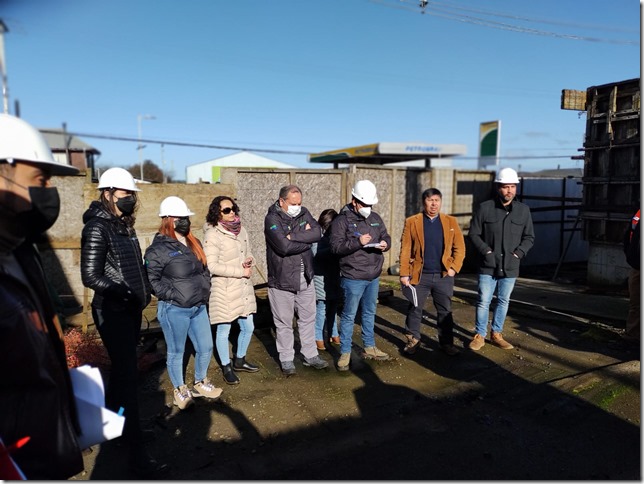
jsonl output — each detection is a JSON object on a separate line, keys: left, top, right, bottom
{"left": 379, "top": 142, "right": 467, "bottom": 156}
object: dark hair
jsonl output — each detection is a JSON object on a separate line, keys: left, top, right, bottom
{"left": 206, "top": 196, "right": 239, "bottom": 225}
{"left": 317, "top": 208, "right": 338, "bottom": 232}
{"left": 279, "top": 185, "right": 301, "bottom": 200}
{"left": 99, "top": 188, "right": 138, "bottom": 227}
{"left": 422, "top": 188, "right": 442, "bottom": 201}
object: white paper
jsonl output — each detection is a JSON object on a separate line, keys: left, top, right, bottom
{"left": 69, "top": 365, "right": 125, "bottom": 449}
{"left": 363, "top": 242, "right": 381, "bottom": 248}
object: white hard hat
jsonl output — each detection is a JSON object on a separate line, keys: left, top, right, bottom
{"left": 0, "top": 113, "right": 79, "bottom": 176}
{"left": 159, "top": 196, "right": 194, "bottom": 217}
{"left": 494, "top": 167, "right": 520, "bottom": 184}
{"left": 351, "top": 179, "right": 378, "bottom": 205}
{"left": 97, "top": 167, "right": 140, "bottom": 191}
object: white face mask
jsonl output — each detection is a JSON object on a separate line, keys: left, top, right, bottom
{"left": 287, "top": 205, "right": 301, "bottom": 217}
{"left": 358, "top": 207, "right": 371, "bottom": 218}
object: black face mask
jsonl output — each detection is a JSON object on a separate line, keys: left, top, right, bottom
{"left": 20, "top": 186, "right": 61, "bottom": 241}
{"left": 115, "top": 195, "right": 136, "bottom": 215}
{"left": 174, "top": 218, "right": 191, "bottom": 236}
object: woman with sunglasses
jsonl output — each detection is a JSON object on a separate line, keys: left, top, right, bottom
{"left": 204, "top": 196, "right": 260, "bottom": 385}
{"left": 144, "top": 196, "right": 223, "bottom": 411}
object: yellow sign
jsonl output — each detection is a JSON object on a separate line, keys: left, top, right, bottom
{"left": 309, "top": 143, "right": 378, "bottom": 163}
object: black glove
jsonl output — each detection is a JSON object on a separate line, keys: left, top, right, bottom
{"left": 104, "top": 284, "right": 134, "bottom": 303}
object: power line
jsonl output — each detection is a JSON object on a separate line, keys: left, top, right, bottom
{"left": 370, "top": 0, "right": 638, "bottom": 45}
{"left": 40, "top": 129, "right": 312, "bottom": 156}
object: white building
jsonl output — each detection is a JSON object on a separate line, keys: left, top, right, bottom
{"left": 186, "top": 151, "right": 297, "bottom": 184}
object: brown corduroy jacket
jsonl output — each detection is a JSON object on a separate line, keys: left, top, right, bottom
{"left": 398, "top": 212, "right": 466, "bottom": 284}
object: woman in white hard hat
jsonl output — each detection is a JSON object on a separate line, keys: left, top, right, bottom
{"left": 144, "top": 196, "right": 223, "bottom": 409}
{"left": 80, "top": 167, "right": 164, "bottom": 477}
{"left": 203, "top": 195, "right": 260, "bottom": 385}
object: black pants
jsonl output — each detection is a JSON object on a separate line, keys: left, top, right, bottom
{"left": 404, "top": 272, "right": 455, "bottom": 346}
{"left": 93, "top": 306, "right": 143, "bottom": 444}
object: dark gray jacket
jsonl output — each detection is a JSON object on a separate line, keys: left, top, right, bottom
{"left": 468, "top": 197, "right": 535, "bottom": 278}
{"left": 330, "top": 204, "right": 391, "bottom": 281}
{"left": 144, "top": 233, "right": 210, "bottom": 308}
{"left": 264, "top": 201, "right": 321, "bottom": 291}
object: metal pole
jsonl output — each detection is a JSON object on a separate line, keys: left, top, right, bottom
{"left": 0, "top": 20, "right": 10, "bottom": 114}
{"left": 137, "top": 114, "right": 143, "bottom": 180}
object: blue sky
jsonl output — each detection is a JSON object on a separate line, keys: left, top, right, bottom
{"left": 2, "top": 0, "right": 640, "bottom": 180}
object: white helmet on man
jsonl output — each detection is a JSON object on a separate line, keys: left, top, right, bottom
{"left": 97, "top": 167, "right": 140, "bottom": 191}
{"left": 351, "top": 179, "right": 378, "bottom": 205}
{"left": 494, "top": 167, "right": 520, "bottom": 184}
{"left": 159, "top": 196, "right": 194, "bottom": 217}
{"left": 0, "top": 113, "right": 79, "bottom": 175}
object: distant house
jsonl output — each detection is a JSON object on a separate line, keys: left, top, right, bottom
{"left": 41, "top": 129, "right": 101, "bottom": 177}
{"left": 186, "top": 151, "right": 297, "bottom": 184}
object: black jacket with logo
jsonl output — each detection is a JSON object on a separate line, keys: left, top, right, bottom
{"left": 264, "top": 201, "right": 321, "bottom": 292}
{"left": 330, "top": 204, "right": 392, "bottom": 281}
{"left": 144, "top": 233, "right": 210, "bottom": 308}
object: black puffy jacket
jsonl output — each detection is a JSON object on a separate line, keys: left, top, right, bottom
{"left": 144, "top": 233, "right": 210, "bottom": 308}
{"left": 80, "top": 201, "right": 151, "bottom": 311}
{"left": 264, "top": 201, "right": 321, "bottom": 291}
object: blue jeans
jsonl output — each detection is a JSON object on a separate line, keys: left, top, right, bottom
{"left": 315, "top": 299, "right": 340, "bottom": 341}
{"left": 157, "top": 301, "right": 213, "bottom": 388}
{"left": 475, "top": 274, "right": 517, "bottom": 336}
{"left": 215, "top": 315, "right": 255, "bottom": 366}
{"left": 338, "top": 277, "right": 380, "bottom": 354}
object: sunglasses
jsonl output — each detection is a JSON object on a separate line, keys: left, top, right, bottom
{"left": 220, "top": 206, "right": 237, "bottom": 215}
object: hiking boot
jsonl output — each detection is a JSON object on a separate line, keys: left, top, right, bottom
{"left": 330, "top": 336, "right": 341, "bottom": 345}
{"left": 403, "top": 335, "right": 421, "bottom": 355}
{"left": 441, "top": 344, "right": 460, "bottom": 356}
{"left": 193, "top": 378, "right": 223, "bottom": 399}
{"left": 303, "top": 355, "right": 329, "bottom": 369}
{"left": 233, "top": 356, "right": 260, "bottom": 373}
{"left": 468, "top": 334, "right": 485, "bottom": 351}
{"left": 316, "top": 340, "right": 326, "bottom": 351}
{"left": 363, "top": 346, "right": 390, "bottom": 361}
{"left": 281, "top": 360, "right": 296, "bottom": 376}
{"left": 491, "top": 331, "right": 514, "bottom": 350}
{"left": 173, "top": 385, "right": 194, "bottom": 410}
{"left": 222, "top": 363, "right": 240, "bottom": 385}
{"left": 337, "top": 353, "right": 351, "bottom": 371}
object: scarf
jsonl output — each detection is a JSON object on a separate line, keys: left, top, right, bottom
{"left": 219, "top": 216, "right": 241, "bottom": 236}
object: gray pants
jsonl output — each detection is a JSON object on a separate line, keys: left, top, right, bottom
{"left": 268, "top": 272, "right": 318, "bottom": 362}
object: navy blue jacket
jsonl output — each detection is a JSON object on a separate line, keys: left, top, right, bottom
{"left": 144, "top": 233, "right": 210, "bottom": 308}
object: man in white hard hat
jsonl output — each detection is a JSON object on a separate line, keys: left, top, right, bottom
{"left": 468, "top": 167, "right": 535, "bottom": 351}
{"left": 330, "top": 179, "right": 392, "bottom": 371}
{"left": 0, "top": 113, "right": 84, "bottom": 478}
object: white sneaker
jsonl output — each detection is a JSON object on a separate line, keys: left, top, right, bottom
{"left": 173, "top": 385, "right": 194, "bottom": 410}
{"left": 192, "top": 378, "right": 223, "bottom": 399}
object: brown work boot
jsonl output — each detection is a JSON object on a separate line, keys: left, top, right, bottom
{"left": 403, "top": 335, "right": 421, "bottom": 355}
{"left": 491, "top": 331, "right": 514, "bottom": 350}
{"left": 468, "top": 333, "right": 486, "bottom": 351}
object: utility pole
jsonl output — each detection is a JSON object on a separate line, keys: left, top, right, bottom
{"left": 137, "top": 113, "right": 155, "bottom": 181}
{"left": 0, "top": 20, "right": 10, "bottom": 114}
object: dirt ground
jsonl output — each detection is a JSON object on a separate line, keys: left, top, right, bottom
{"left": 71, "top": 269, "right": 640, "bottom": 480}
